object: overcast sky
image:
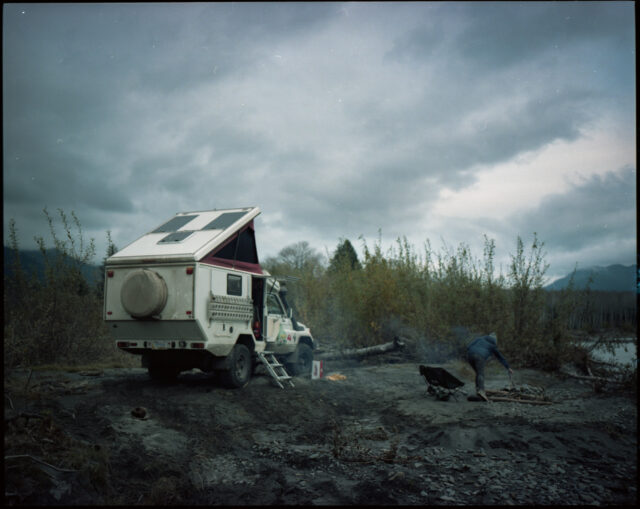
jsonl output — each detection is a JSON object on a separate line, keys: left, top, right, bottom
{"left": 3, "top": 2, "right": 636, "bottom": 282}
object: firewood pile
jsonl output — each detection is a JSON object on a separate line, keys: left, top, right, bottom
{"left": 486, "top": 384, "right": 552, "bottom": 405}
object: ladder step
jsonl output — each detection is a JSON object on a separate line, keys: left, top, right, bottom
{"left": 257, "top": 351, "right": 294, "bottom": 388}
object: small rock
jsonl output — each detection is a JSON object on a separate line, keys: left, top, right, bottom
{"left": 388, "top": 471, "right": 405, "bottom": 481}
{"left": 131, "top": 407, "right": 148, "bottom": 419}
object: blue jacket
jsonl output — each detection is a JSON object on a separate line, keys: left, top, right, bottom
{"left": 467, "top": 335, "right": 510, "bottom": 370}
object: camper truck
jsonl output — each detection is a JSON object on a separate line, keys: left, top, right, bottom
{"left": 103, "top": 207, "right": 315, "bottom": 388}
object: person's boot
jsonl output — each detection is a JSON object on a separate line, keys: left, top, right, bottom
{"left": 477, "top": 390, "right": 489, "bottom": 402}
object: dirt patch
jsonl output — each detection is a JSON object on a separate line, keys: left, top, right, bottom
{"left": 4, "top": 356, "right": 637, "bottom": 505}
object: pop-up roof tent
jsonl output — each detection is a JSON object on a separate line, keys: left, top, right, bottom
{"left": 107, "top": 207, "right": 263, "bottom": 274}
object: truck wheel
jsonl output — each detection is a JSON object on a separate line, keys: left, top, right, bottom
{"left": 220, "top": 344, "right": 252, "bottom": 388}
{"left": 288, "top": 343, "right": 313, "bottom": 377}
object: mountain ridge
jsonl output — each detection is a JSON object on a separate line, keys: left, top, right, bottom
{"left": 545, "top": 263, "right": 637, "bottom": 292}
{"left": 3, "top": 246, "right": 103, "bottom": 286}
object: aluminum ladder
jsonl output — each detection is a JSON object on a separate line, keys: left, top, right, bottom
{"left": 257, "top": 350, "right": 294, "bottom": 389}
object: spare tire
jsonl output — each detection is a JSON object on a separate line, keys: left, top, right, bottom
{"left": 120, "top": 269, "right": 168, "bottom": 318}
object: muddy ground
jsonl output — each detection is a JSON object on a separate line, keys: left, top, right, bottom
{"left": 4, "top": 352, "right": 637, "bottom": 506}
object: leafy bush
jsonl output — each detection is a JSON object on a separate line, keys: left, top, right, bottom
{"left": 4, "top": 209, "right": 122, "bottom": 369}
{"left": 268, "top": 233, "right": 608, "bottom": 371}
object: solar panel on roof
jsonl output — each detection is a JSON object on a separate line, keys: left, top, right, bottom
{"left": 202, "top": 211, "right": 247, "bottom": 230}
{"left": 158, "top": 231, "right": 194, "bottom": 244}
{"left": 152, "top": 215, "right": 198, "bottom": 233}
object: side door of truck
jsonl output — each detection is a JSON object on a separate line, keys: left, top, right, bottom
{"left": 264, "top": 291, "right": 296, "bottom": 352}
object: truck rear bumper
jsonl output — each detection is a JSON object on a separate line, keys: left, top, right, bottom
{"left": 116, "top": 339, "right": 208, "bottom": 351}
{"left": 107, "top": 320, "right": 205, "bottom": 342}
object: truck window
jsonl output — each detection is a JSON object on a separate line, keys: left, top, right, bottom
{"left": 227, "top": 274, "right": 242, "bottom": 296}
{"left": 266, "top": 293, "right": 284, "bottom": 315}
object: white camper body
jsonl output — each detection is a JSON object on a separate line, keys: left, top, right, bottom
{"left": 103, "top": 207, "right": 315, "bottom": 387}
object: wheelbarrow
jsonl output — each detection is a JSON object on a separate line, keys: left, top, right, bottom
{"left": 419, "top": 365, "right": 466, "bottom": 401}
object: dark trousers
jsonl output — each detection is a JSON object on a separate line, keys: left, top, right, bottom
{"left": 467, "top": 352, "right": 486, "bottom": 392}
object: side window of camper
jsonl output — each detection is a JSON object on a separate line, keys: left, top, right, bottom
{"left": 227, "top": 274, "right": 242, "bottom": 296}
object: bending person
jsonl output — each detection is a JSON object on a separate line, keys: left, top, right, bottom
{"left": 467, "top": 332, "right": 513, "bottom": 401}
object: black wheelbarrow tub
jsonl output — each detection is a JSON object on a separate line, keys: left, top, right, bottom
{"left": 419, "top": 365, "right": 465, "bottom": 389}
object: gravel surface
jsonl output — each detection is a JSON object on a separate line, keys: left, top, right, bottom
{"left": 4, "top": 356, "right": 637, "bottom": 505}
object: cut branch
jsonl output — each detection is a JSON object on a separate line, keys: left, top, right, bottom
{"left": 488, "top": 396, "right": 553, "bottom": 405}
{"left": 486, "top": 389, "right": 546, "bottom": 400}
{"left": 4, "top": 454, "right": 77, "bottom": 473}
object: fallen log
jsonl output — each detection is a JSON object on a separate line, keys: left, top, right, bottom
{"left": 316, "top": 336, "right": 406, "bottom": 361}
{"left": 488, "top": 396, "right": 553, "bottom": 405}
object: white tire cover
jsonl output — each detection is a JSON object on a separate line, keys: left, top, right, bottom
{"left": 120, "top": 269, "right": 168, "bottom": 318}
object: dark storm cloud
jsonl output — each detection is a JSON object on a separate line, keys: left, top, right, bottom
{"left": 453, "top": 2, "right": 631, "bottom": 69}
{"left": 2, "top": 2, "right": 635, "bottom": 269}
{"left": 4, "top": 139, "right": 134, "bottom": 213}
{"left": 359, "top": 87, "right": 592, "bottom": 175}
{"left": 513, "top": 166, "right": 636, "bottom": 253}
{"left": 377, "top": 2, "right": 631, "bottom": 184}
{"left": 272, "top": 84, "right": 595, "bottom": 243}
{"left": 2, "top": 2, "right": 337, "bottom": 194}
{"left": 391, "top": 2, "right": 633, "bottom": 69}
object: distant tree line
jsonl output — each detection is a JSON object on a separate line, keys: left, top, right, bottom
{"left": 544, "top": 290, "right": 636, "bottom": 332}
{"left": 3, "top": 209, "right": 636, "bottom": 371}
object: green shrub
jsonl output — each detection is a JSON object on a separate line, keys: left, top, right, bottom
{"left": 4, "top": 209, "right": 116, "bottom": 369}
{"left": 269, "top": 232, "right": 612, "bottom": 371}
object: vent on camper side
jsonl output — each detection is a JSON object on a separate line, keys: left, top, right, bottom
{"left": 207, "top": 294, "right": 254, "bottom": 323}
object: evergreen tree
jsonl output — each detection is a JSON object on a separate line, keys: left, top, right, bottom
{"left": 328, "top": 238, "right": 361, "bottom": 272}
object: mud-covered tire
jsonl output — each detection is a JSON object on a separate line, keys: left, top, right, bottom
{"left": 220, "top": 344, "right": 252, "bottom": 388}
{"left": 288, "top": 343, "right": 313, "bottom": 377}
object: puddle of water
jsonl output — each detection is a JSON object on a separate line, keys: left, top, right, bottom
{"left": 583, "top": 339, "right": 637, "bottom": 366}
